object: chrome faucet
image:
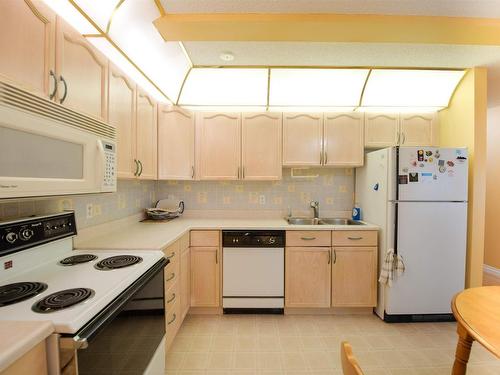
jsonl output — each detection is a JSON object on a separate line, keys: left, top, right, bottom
{"left": 310, "top": 200, "right": 320, "bottom": 219}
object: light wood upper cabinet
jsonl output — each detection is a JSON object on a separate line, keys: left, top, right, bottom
{"left": 241, "top": 113, "right": 282, "bottom": 180}
{"left": 0, "top": 0, "right": 56, "bottom": 98}
{"left": 285, "top": 246, "right": 331, "bottom": 308}
{"left": 108, "top": 64, "right": 136, "bottom": 179}
{"left": 180, "top": 246, "right": 191, "bottom": 320}
{"left": 197, "top": 112, "right": 241, "bottom": 180}
{"left": 191, "top": 246, "right": 220, "bottom": 307}
{"left": 158, "top": 105, "right": 195, "bottom": 180}
{"left": 332, "top": 247, "right": 377, "bottom": 307}
{"left": 283, "top": 113, "right": 323, "bottom": 166}
{"left": 400, "top": 113, "right": 438, "bottom": 146}
{"left": 135, "top": 89, "right": 157, "bottom": 180}
{"left": 324, "top": 113, "right": 364, "bottom": 167}
{"left": 364, "top": 113, "right": 399, "bottom": 148}
{"left": 55, "top": 18, "right": 107, "bottom": 121}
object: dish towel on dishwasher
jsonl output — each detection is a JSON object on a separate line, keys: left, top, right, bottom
{"left": 378, "top": 248, "right": 405, "bottom": 287}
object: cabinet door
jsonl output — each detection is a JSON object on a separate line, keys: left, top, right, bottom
{"left": 108, "top": 64, "right": 136, "bottom": 179}
{"left": 324, "top": 113, "right": 364, "bottom": 166}
{"left": 180, "top": 247, "right": 191, "bottom": 320}
{"left": 400, "top": 113, "right": 437, "bottom": 146}
{"left": 0, "top": 0, "right": 55, "bottom": 98}
{"left": 136, "top": 89, "right": 157, "bottom": 180}
{"left": 285, "top": 247, "right": 331, "bottom": 308}
{"left": 55, "top": 18, "right": 107, "bottom": 120}
{"left": 158, "top": 105, "right": 195, "bottom": 180}
{"left": 332, "top": 247, "right": 377, "bottom": 307}
{"left": 197, "top": 112, "right": 241, "bottom": 180}
{"left": 283, "top": 113, "right": 323, "bottom": 166}
{"left": 242, "top": 113, "right": 282, "bottom": 180}
{"left": 364, "top": 113, "right": 399, "bottom": 148}
{"left": 191, "top": 247, "right": 220, "bottom": 307}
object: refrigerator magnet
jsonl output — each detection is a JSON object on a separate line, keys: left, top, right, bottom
{"left": 439, "top": 165, "right": 447, "bottom": 173}
{"left": 418, "top": 150, "right": 424, "bottom": 161}
{"left": 447, "top": 161, "right": 455, "bottom": 167}
{"left": 419, "top": 163, "right": 425, "bottom": 167}
{"left": 421, "top": 172, "right": 433, "bottom": 183}
{"left": 402, "top": 167, "right": 409, "bottom": 173}
{"left": 411, "top": 160, "right": 417, "bottom": 167}
{"left": 425, "top": 150, "right": 433, "bottom": 156}
{"left": 456, "top": 156, "right": 467, "bottom": 164}
{"left": 448, "top": 170, "right": 455, "bottom": 177}
{"left": 438, "top": 159, "right": 445, "bottom": 166}
{"left": 398, "top": 175, "right": 408, "bottom": 184}
{"left": 428, "top": 157, "right": 434, "bottom": 163}
{"left": 409, "top": 173, "right": 419, "bottom": 182}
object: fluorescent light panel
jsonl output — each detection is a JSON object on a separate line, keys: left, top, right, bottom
{"left": 180, "top": 68, "right": 268, "bottom": 106}
{"left": 269, "top": 69, "right": 369, "bottom": 106}
{"left": 356, "top": 106, "right": 441, "bottom": 113}
{"left": 362, "top": 69, "right": 465, "bottom": 107}
{"left": 71, "top": 0, "right": 120, "bottom": 31}
{"left": 42, "top": 0, "right": 98, "bottom": 34}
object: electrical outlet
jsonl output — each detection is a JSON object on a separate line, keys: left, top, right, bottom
{"left": 86, "top": 204, "right": 93, "bottom": 219}
{"left": 93, "top": 204, "right": 102, "bottom": 216}
{"left": 259, "top": 195, "right": 266, "bottom": 205}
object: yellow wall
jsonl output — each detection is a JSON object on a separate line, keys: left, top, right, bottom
{"left": 484, "top": 72, "right": 500, "bottom": 269}
{"left": 438, "top": 68, "right": 488, "bottom": 287}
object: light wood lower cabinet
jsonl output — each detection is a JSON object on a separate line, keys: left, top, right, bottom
{"left": 332, "top": 247, "right": 377, "bottom": 307}
{"left": 2, "top": 341, "right": 47, "bottom": 375}
{"left": 190, "top": 246, "right": 220, "bottom": 307}
{"left": 180, "top": 245, "right": 191, "bottom": 320}
{"left": 285, "top": 246, "right": 331, "bottom": 308}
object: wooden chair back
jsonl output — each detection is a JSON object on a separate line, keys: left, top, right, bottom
{"left": 341, "top": 341, "right": 364, "bottom": 375}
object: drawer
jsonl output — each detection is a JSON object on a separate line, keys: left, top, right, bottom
{"left": 166, "top": 278, "right": 179, "bottom": 308}
{"left": 163, "top": 240, "right": 180, "bottom": 264}
{"left": 286, "top": 231, "right": 331, "bottom": 247}
{"left": 164, "top": 260, "right": 180, "bottom": 291}
{"left": 190, "top": 230, "right": 219, "bottom": 247}
{"left": 179, "top": 232, "right": 190, "bottom": 251}
{"left": 165, "top": 299, "right": 181, "bottom": 349}
{"left": 332, "top": 230, "right": 378, "bottom": 246}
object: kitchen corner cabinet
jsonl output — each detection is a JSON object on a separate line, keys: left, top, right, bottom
{"left": 55, "top": 18, "right": 108, "bottom": 121}
{"left": 283, "top": 113, "right": 323, "bottom": 166}
{"left": 190, "top": 231, "right": 220, "bottom": 307}
{"left": 0, "top": 0, "right": 56, "bottom": 99}
{"left": 108, "top": 64, "right": 136, "bottom": 179}
{"left": 399, "top": 113, "right": 438, "bottom": 146}
{"left": 285, "top": 247, "right": 331, "bottom": 307}
{"left": 158, "top": 105, "right": 195, "bottom": 180}
{"left": 135, "top": 89, "right": 157, "bottom": 180}
{"left": 196, "top": 113, "right": 241, "bottom": 180}
{"left": 241, "top": 113, "right": 282, "bottom": 180}
{"left": 324, "top": 113, "right": 364, "bottom": 167}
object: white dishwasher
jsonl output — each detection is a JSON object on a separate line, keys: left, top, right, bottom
{"left": 222, "top": 231, "right": 285, "bottom": 312}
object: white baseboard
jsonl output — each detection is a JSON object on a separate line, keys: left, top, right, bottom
{"left": 483, "top": 264, "right": 500, "bottom": 277}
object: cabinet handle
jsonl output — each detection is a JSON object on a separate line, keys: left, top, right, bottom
{"left": 59, "top": 75, "right": 68, "bottom": 104}
{"left": 166, "top": 272, "right": 175, "bottom": 282}
{"left": 402, "top": 132, "right": 406, "bottom": 144}
{"left": 167, "top": 293, "right": 176, "bottom": 304}
{"left": 320, "top": 151, "right": 323, "bottom": 165}
{"left": 347, "top": 236, "right": 363, "bottom": 240}
{"left": 133, "top": 159, "right": 139, "bottom": 176}
{"left": 167, "top": 313, "right": 177, "bottom": 325}
{"left": 324, "top": 152, "right": 328, "bottom": 165}
{"left": 191, "top": 166, "right": 195, "bottom": 179}
{"left": 49, "top": 70, "right": 57, "bottom": 100}
{"left": 138, "top": 160, "right": 143, "bottom": 176}
{"left": 166, "top": 252, "right": 176, "bottom": 260}
{"left": 328, "top": 249, "right": 331, "bottom": 264}
{"left": 215, "top": 250, "right": 218, "bottom": 264}
{"left": 333, "top": 249, "right": 337, "bottom": 264}
{"left": 242, "top": 166, "right": 245, "bottom": 179}
{"left": 396, "top": 131, "right": 401, "bottom": 145}
{"left": 301, "top": 237, "right": 316, "bottom": 241}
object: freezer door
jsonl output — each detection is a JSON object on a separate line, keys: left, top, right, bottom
{"left": 397, "top": 147, "right": 468, "bottom": 201}
{"left": 385, "top": 201, "right": 467, "bottom": 315}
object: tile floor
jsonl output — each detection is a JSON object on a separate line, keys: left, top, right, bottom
{"left": 166, "top": 314, "right": 499, "bottom": 375}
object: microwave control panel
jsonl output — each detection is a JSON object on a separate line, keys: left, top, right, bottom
{"left": 102, "top": 141, "right": 116, "bottom": 191}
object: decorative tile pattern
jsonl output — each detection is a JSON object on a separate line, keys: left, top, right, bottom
{"left": 166, "top": 314, "right": 500, "bottom": 375}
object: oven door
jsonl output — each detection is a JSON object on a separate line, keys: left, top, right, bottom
{"left": 60, "top": 258, "right": 168, "bottom": 375}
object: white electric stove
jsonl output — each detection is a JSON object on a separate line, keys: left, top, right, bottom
{"left": 0, "top": 212, "right": 168, "bottom": 375}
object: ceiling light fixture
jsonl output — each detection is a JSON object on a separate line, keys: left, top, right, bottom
{"left": 219, "top": 52, "right": 235, "bottom": 62}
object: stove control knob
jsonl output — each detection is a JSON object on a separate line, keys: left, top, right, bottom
{"left": 5, "top": 232, "right": 18, "bottom": 244}
{"left": 19, "top": 228, "right": 34, "bottom": 241}
{"left": 268, "top": 237, "right": 276, "bottom": 244}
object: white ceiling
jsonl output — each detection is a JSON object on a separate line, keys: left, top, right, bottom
{"left": 161, "top": 0, "right": 500, "bottom": 18}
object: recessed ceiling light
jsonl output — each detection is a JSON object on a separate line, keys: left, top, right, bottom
{"left": 219, "top": 52, "right": 235, "bottom": 62}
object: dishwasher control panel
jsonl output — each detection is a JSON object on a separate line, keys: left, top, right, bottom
{"left": 222, "top": 231, "right": 285, "bottom": 248}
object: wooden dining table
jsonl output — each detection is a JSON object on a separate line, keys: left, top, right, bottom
{"left": 451, "top": 286, "right": 500, "bottom": 375}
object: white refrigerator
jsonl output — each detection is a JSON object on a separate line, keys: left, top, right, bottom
{"left": 356, "top": 147, "right": 468, "bottom": 322}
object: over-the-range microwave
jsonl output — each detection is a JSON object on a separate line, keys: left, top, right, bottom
{"left": 0, "top": 80, "right": 117, "bottom": 199}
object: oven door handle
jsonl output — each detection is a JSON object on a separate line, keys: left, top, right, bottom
{"left": 72, "top": 257, "right": 169, "bottom": 348}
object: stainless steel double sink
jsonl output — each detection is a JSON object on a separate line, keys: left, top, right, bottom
{"left": 286, "top": 217, "right": 364, "bottom": 225}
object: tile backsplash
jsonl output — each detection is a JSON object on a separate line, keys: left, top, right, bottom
{"left": 0, "top": 180, "right": 156, "bottom": 229}
{"left": 157, "top": 168, "right": 355, "bottom": 217}
{"left": 0, "top": 168, "right": 355, "bottom": 228}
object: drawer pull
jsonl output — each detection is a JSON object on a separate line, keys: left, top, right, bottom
{"left": 301, "top": 237, "right": 316, "bottom": 241}
{"left": 328, "top": 249, "right": 331, "bottom": 264}
{"left": 347, "top": 236, "right": 363, "bottom": 240}
{"left": 333, "top": 249, "right": 337, "bottom": 264}
{"left": 166, "top": 273, "right": 175, "bottom": 282}
{"left": 167, "top": 293, "right": 176, "bottom": 304}
{"left": 167, "top": 252, "right": 176, "bottom": 260}
{"left": 167, "top": 313, "right": 177, "bottom": 325}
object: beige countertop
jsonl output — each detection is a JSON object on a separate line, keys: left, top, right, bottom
{"left": 0, "top": 320, "right": 53, "bottom": 372}
{"left": 75, "top": 217, "right": 379, "bottom": 251}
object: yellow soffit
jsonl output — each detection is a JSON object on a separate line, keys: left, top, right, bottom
{"left": 154, "top": 13, "right": 500, "bottom": 45}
